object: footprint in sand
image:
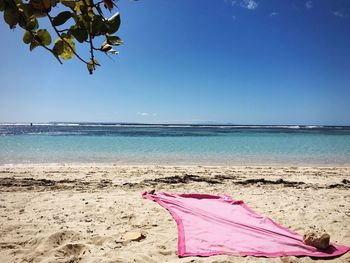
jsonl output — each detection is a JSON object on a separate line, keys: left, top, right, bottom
{"left": 45, "top": 231, "right": 78, "bottom": 248}
{"left": 55, "top": 243, "right": 86, "bottom": 259}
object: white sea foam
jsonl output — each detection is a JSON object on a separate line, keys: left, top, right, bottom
{"left": 305, "top": 125, "right": 323, "bottom": 129}
{"left": 0, "top": 123, "right": 28, "bottom": 126}
{"left": 0, "top": 123, "right": 338, "bottom": 129}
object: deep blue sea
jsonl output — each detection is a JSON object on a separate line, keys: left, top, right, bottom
{"left": 1, "top": 123, "right": 350, "bottom": 165}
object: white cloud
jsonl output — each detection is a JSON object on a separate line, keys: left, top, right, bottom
{"left": 241, "top": 0, "right": 258, "bottom": 10}
{"left": 269, "top": 12, "right": 278, "bottom": 17}
{"left": 230, "top": 0, "right": 258, "bottom": 10}
{"left": 137, "top": 112, "right": 158, "bottom": 117}
{"left": 305, "top": 1, "right": 313, "bottom": 9}
{"left": 331, "top": 10, "right": 347, "bottom": 18}
{"left": 137, "top": 112, "right": 149, "bottom": 116}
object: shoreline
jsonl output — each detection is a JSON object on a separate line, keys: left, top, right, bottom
{"left": 2, "top": 162, "right": 350, "bottom": 168}
{"left": 1, "top": 164, "right": 349, "bottom": 262}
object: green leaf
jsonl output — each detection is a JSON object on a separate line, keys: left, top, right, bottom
{"left": 42, "top": 0, "right": 53, "bottom": 10}
{"left": 18, "top": 15, "right": 27, "bottom": 29}
{"left": 32, "top": 11, "right": 46, "bottom": 18}
{"left": 23, "top": 31, "right": 33, "bottom": 44}
{"left": 91, "top": 16, "right": 107, "bottom": 36}
{"left": 70, "top": 26, "right": 88, "bottom": 43}
{"left": 73, "top": 1, "right": 84, "bottom": 13}
{"left": 52, "top": 11, "right": 72, "bottom": 26}
{"left": 106, "top": 35, "right": 123, "bottom": 46}
{"left": 76, "top": 15, "right": 88, "bottom": 29}
{"left": 37, "top": 29, "right": 52, "bottom": 46}
{"left": 21, "top": 3, "right": 34, "bottom": 17}
{"left": 61, "top": 0, "right": 76, "bottom": 9}
{"left": 60, "top": 37, "right": 76, "bottom": 60}
{"left": 26, "top": 16, "right": 39, "bottom": 31}
{"left": 29, "top": 40, "right": 40, "bottom": 51}
{"left": 4, "top": 9, "right": 19, "bottom": 29}
{"left": 53, "top": 39, "right": 64, "bottom": 56}
{"left": 107, "top": 12, "right": 120, "bottom": 34}
{"left": 0, "top": 0, "right": 6, "bottom": 11}
{"left": 30, "top": 0, "right": 45, "bottom": 12}
{"left": 101, "top": 43, "right": 112, "bottom": 52}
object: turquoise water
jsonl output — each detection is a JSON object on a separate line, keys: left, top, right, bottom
{"left": 1, "top": 124, "right": 350, "bottom": 165}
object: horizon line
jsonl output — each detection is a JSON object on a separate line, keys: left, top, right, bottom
{"left": 1, "top": 122, "right": 350, "bottom": 127}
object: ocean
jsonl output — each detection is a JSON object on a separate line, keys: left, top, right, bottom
{"left": 0, "top": 123, "right": 350, "bottom": 165}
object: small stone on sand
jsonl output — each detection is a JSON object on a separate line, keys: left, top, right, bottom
{"left": 303, "top": 230, "right": 330, "bottom": 250}
{"left": 122, "top": 231, "right": 145, "bottom": 242}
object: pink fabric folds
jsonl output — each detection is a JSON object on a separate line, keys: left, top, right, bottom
{"left": 142, "top": 192, "right": 350, "bottom": 258}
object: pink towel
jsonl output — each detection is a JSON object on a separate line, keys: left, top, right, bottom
{"left": 143, "top": 192, "right": 349, "bottom": 258}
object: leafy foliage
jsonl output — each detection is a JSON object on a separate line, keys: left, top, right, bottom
{"left": 0, "top": 0, "right": 123, "bottom": 74}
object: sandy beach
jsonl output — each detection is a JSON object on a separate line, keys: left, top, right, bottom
{"left": 0, "top": 164, "right": 349, "bottom": 263}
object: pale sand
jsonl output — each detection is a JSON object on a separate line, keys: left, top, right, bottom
{"left": 0, "top": 165, "right": 349, "bottom": 263}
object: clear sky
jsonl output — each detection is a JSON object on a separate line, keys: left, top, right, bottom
{"left": 0, "top": 0, "right": 349, "bottom": 125}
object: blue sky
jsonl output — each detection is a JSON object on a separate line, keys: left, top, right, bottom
{"left": 0, "top": 0, "right": 350, "bottom": 124}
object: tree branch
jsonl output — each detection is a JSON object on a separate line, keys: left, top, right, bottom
{"left": 46, "top": 13, "right": 89, "bottom": 64}
{"left": 9, "top": 0, "right": 62, "bottom": 64}
{"left": 82, "top": 0, "right": 98, "bottom": 74}
{"left": 94, "top": 1, "right": 104, "bottom": 7}
{"left": 32, "top": 32, "right": 63, "bottom": 64}
{"left": 94, "top": 3, "right": 108, "bottom": 22}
